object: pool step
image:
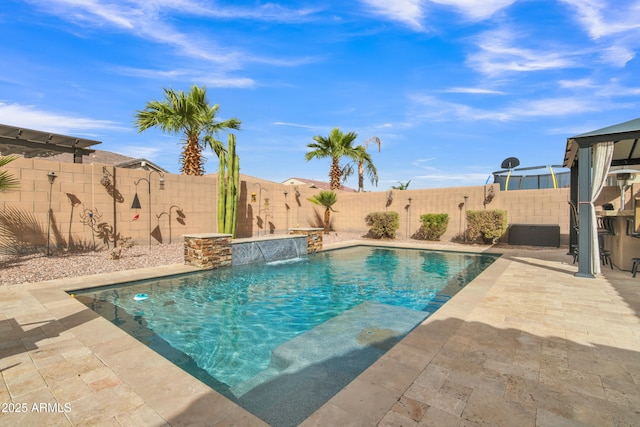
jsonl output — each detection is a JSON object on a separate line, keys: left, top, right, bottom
{"left": 229, "top": 301, "right": 429, "bottom": 426}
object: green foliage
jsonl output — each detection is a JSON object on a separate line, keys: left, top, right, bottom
{"left": 391, "top": 180, "right": 411, "bottom": 190}
{"left": 307, "top": 190, "right": 338, "bottom": 209}
{"left": 308, "top": 191, "right": 338, "bottom": 234}
{"left": 135, "top": 84, "right": 241, "bottom": 175}
{"left": 0, "top": 155, "right": 20, "bottom": 192}
{"left": 466, "top": 209, "right": 508, "bottom": 244}
{"left": 305, "top": 127, "right": 359, "bottom": 190}
{"left": 413, "top": 213, "right": 449, "bottom": 241}
{"left": 365, "top": 211, "right": 400, "bottom": 239}
{"left": 217, "top": 134, "right": 240, "bottom": 237}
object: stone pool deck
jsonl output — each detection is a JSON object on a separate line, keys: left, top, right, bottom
{"left": 1, "top": 241, "right": 639, "bottom": 426}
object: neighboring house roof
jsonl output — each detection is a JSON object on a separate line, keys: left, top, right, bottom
{"left": 282, "top": 177, "right": 356, "bottom": 192}
{"left": 41, "top": 149, "right": 169, "bottom": 173}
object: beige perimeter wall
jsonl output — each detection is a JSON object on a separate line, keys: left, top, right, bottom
{"left": 3, "top": 157, "right": 632, "bottom": 254}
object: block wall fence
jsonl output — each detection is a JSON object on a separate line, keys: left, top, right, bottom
{"left": 1, "top": 157, "right": 634, "bottom": 253}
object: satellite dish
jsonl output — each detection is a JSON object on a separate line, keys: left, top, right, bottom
{"left": 501, "top": 157, "right": 520, "bottom": 169}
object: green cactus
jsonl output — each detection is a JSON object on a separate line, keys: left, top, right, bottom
{"left": 217, "top": 153, "right": 226, "bottom": 232}
{"left": 217, "top": 134, "right": 240, "bottom": 238}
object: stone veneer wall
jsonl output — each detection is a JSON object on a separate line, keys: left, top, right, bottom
{"left": 289, "top": 228, "right": 323, "bottom": 253}
{"left": 184, "top": 233, "right": 232, "bottom": 269}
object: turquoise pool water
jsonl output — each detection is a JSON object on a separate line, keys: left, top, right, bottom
{"left": 74, "top": 246, "right": 498, "bottom": 426}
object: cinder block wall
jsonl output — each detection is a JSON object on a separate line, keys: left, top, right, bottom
{"left": 5, "top": 157, "right": 629, "bottom": 253}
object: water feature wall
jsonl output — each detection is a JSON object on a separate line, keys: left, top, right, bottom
{"left": 232, "top": 236, "right": 308, "bottom": 266}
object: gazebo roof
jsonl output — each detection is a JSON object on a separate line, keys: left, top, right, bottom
{"left": 563, "top": 117, "right": 640, "bottom": 168}
{"left": 0, "top": 123, "right": 101, "bottom": 161}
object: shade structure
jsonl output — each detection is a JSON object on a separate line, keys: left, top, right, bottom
{"left": 563, "top": 117, "right": 640, "bottom": 278}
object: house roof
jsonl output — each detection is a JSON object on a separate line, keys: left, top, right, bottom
{"left": 563, "top": 117, "right": 640, "bottom": 168}
{"left": 282, "top": 177, "right": 357, "bottom": 192}
{"left": 41, "top": 149, "right": 169, "bottom": 173}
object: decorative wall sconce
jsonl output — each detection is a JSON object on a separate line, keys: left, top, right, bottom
{"left": 251, "top": 192, "right": 257, "bottom": 202}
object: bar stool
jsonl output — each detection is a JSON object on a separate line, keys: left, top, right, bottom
{"left": 632, "top": 258, "right": 640, "bottom": 277}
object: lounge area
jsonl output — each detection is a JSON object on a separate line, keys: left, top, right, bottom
{"left": 564, "top": 117, "right": 640, "bottom": 277}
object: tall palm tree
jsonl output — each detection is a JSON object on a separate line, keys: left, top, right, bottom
{"left": 342, "top": 136, "right": 380, "bottom": 192}
{"left": 135, "top": 84, "right": 241, "bottom": 175}
{"left": 308, "top": 190, "right": 338, "bottom": 234}
{"left": 305, "top": 127, "right": 359, "bottom": 190}
{"left": 0, "top": 156, "right": 19, "bottom": 192}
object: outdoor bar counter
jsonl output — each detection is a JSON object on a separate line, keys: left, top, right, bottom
{"left": 600, "top": 209, "right": 640, "bottom": 271}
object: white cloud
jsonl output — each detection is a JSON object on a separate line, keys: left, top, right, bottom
{"left": 600, "top": 45, "right": 635, "bottom": 67}
{"left": 429, "top": 0, "right": 516, "bottom": 20}
{"left": 0, "top": 102, "right": 119, "bottom": 135}
{"left": 410, "top": 93, "right": 611, "bottom": 122}
{"left": 359, "top": 0, "right": 426, "bottom": 30}
{"left": 467, "top": 29, "right": 577, "bottom": 75}
{"left": 444, "top": 87, "right": 506, "bottom": 94}
{"left": 559, "top": 0, "right": 640, "bottom": 39}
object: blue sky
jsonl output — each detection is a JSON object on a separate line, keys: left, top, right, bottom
{"left": 1, "top": 0, "right": 639, "bottom": 190}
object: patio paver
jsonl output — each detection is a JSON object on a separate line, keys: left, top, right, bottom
{"left": 1, "top": 243, "right": 639, "bottom": 426}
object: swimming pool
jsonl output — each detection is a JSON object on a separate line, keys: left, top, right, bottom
{"left": 74, "top": 245, "right": 498, "bottom": 426}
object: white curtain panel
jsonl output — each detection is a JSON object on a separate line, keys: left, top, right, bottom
{"left": 590, "top": 141, "right": 614, "bottom": 274}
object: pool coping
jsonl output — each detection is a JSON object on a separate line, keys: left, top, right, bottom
{"left": 5, "top": 239, "right": 640, "bottom": 426}
{"left": 3, "top": 240, "right": 511, "bottom": 425}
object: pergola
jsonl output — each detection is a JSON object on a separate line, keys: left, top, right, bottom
{"left": 563, "top": 117, "right": 640, "bottom": 277}
{"left": 0, "top": 123, "right": 101, "bottom": 163}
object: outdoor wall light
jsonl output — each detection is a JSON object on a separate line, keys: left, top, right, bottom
{"left": 46, "top": 171, "right": 58, "bottom": 256}
{"left": 159, "top": 176, "right": 165, "bottom": 190}
{"left": 251, "top": 192, "right": 256, "bottom": 202}
{"left": 47, "top": 171, "right": 57, "bottom": 185}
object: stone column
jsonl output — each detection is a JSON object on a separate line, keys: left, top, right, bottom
{"left": 288, "top": 227, "right": 323, "bottom": 253}
{"left": 183, "top": 233, "right": 232, "bottom": 269}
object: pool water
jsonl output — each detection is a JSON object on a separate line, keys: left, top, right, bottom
{"left": 74, "top": 246, "right": 497, "bottom": 425}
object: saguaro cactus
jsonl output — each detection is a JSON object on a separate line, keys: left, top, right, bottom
{"left": 217, "top": 134, "right": 240, "bottom": 237}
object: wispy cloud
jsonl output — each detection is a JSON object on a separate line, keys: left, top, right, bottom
{"left": 359, "top": 0, "right": 426, "bottom": 31}
{"left": 273, "top": 122, "right": 318, "bottom": 129}
{"left": 31, "top": 0, "right": 319, "bottom": 69}
{"left": 467, "top": 28, "right": 577, "bottom": 75}
{"left": 410, "top": 93, "right": 612, "bottom": 122}
{"left": 429, "top": 0, "right": 517, "bottom": 20}
{"left": 0, "top": 102, "right": 120, "bottom": 135}
{"left": 559, "top": 0, "right": 640, "bottom": 39}
{"left": 443, "top": 87, "right": 506, "bottom": 94}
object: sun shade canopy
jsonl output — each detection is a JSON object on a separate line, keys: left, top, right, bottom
{"left": 0, "top": 123, "right": 101, "bottom": 163}
{"left": 563, "top": 117, "right": 640, "bottom": 168}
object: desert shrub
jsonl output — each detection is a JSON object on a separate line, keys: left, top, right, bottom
{"left": 413, "top": 213, "right": 449, "bottom": 241}
{"left": 109, "top": 236, "right": 134, "bottom": 260}
{"left": 466, "top": 209, "right": 507, "bottom": 244}
{"left": 365, "top": 211, "right": 400, "bottom": 239}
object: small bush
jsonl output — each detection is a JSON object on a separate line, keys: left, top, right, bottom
{"left": 413, "top": 213, "right": 449, "bottom": 241}
{"left": 365, "top": 211, "right": 400, "bottom": 239}
{"left": 109, "top": 236, "right": 134, "bottom": 260}
{"left": 466, "top": 209, "right": 507, "bottom": 244}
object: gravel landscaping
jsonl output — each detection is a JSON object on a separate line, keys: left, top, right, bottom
{"left": 0, "top": 232, "right": 379, "bottom": 286}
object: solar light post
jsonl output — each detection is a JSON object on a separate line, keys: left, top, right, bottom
{"left": 46, "top": 171, "right": 57, "bottom": 256}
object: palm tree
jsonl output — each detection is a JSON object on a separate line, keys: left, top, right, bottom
{"left": 135, "top": 84, "right": 241, "bottom": 175}
{"left": 0, "top": 156, "right": 19, "bottom": 192}
{"left": 308, "top": 190, "right": 337, "bottom": 234}
{"left": 342, "top": 136, "right": 380, "bottom": 192}
{"left": 305, "top": 127, "right": 359, "bottom": 190}
{"left": 392, "top": 180, "right": 411, "bottom": 190}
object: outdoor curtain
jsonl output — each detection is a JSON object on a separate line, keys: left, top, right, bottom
{"left": 590, "top": 141, "right": 614, "bottom": 274}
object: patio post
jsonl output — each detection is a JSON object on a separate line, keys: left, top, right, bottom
{"left": 576, "top": 145, "right": 594, "bottom": 278}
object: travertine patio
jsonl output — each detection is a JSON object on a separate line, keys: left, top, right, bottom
{"left": 1, "top": 241, "right": 639, "bottom": 426}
